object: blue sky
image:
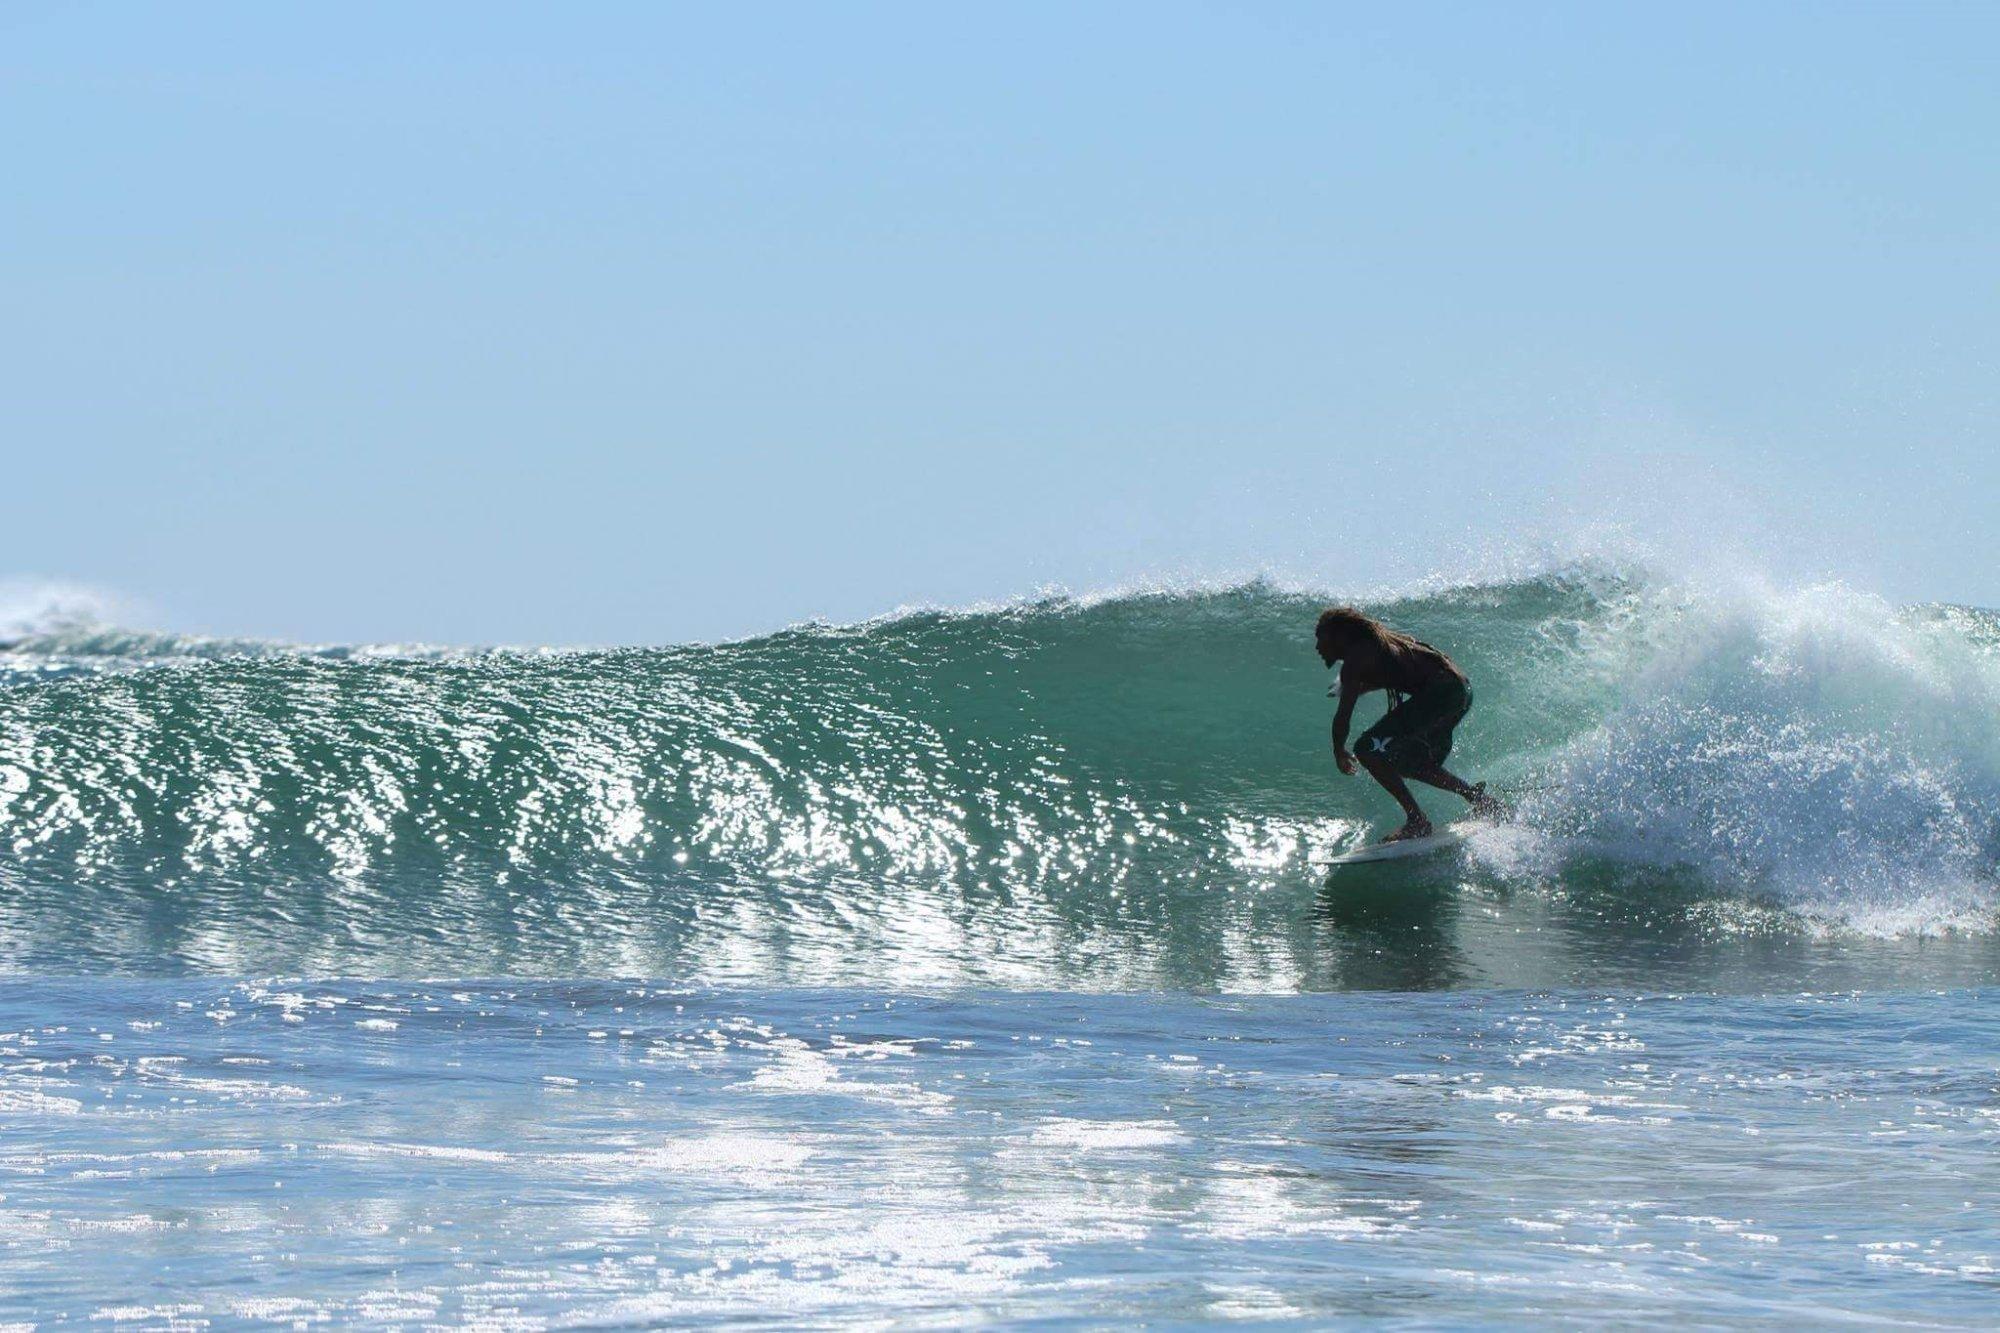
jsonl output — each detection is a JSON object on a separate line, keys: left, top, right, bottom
{"left": 5, "top": 2, "right": 1995, "bottom": 644}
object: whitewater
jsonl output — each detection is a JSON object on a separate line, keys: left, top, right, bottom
{"left": 3, "top": 561, "right": 1997, "bottom": 1324}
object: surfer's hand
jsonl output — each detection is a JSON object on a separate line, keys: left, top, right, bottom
{"left": 1335, "top": 749, "right": 1356, "bottom": 776}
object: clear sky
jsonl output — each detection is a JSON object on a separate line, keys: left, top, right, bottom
{"left": 5, "top": 2, "right": 1995, "bottom": 644}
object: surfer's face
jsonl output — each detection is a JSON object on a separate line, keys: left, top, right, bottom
{"left": 1316, "top": 631, "right": 1340, "bottom": 668}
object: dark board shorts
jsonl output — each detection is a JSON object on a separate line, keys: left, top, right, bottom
{"left": 1356, "top": 677, "right": 1471, "bottom": 775}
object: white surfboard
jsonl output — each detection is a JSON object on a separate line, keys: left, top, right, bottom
{"left": 1319, "top": 821, "right": 1483, "bottom": 868}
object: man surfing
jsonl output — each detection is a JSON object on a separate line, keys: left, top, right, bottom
{"left": 1316, "top": 606, "right": 1501, "bottom": 842}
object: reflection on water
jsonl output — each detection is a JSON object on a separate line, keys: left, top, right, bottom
{"left": 2, "top": 981, "right": 1995, "bottom": 1325}
{"left": 3, "top": 808, "right": 2000, "bottom": 984}
{"left": 4, "top": 854, "right": 1998, "bottom": 993}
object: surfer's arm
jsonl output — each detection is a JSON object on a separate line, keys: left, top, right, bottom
{"left": 1331, "top": 676, "right": 1360, "bottom": 775}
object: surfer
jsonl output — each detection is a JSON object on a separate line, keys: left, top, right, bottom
{"left": 1316, "top": 607, "right": 1501, "bottom": 842}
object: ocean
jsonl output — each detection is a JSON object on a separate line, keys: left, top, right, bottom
{"left": 2, "top": 564, "right": 1996, "bottom": 1324}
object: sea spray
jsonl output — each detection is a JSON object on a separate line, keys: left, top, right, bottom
{"left": 1527, "top": 576, "right": 2000, "bottom": 934}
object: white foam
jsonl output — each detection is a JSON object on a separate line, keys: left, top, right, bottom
{"left": 1531, "top": 571, "right": 2000, "bottom": 936}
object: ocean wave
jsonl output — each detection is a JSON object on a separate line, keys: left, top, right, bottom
{"left": 0, "top": 562, "right": 1994, "bottom": 976}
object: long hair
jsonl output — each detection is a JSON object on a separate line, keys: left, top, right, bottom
{"left": 1315, "top": 606, "right": 1429, "bottom": 662}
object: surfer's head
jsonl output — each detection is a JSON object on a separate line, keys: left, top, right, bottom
{"left": 1315, "top": 606, "right": 1373, "bottom": 667}
{"left": 1317, "top": 606, "right": 1426, "bottom": 669}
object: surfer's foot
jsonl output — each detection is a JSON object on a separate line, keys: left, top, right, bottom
{"left": 1382, "top": 815, "right": 1433, "bottom": 843}
{"left": 1467, "top": 782, "right": 1506, "bottom": 820}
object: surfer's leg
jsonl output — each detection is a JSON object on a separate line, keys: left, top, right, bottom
{"left": 1407, "top": 763, "right": 1478, "bottom": 799}
{"left": 1409, "top": 764, "right": 1506, "bottom": 817}
{"left": 1392, "top": 685, "right": 1494, "bottom": 814}
{"left": 1358, "top": 750, "right": 1432, "bottom": 841}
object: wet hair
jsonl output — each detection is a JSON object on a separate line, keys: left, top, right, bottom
{"left": 1315, "top": 606, "right": 1426, "bottom": 659}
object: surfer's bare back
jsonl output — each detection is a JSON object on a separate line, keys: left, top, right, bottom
{"left": 1315, "top": 607, "right": 1501, "bottom": 843}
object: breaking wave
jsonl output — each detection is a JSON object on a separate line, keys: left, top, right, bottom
{"left": 1, "top": 563, "right": 1995, "bottom": 978}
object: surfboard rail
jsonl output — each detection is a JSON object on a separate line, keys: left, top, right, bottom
{"left": 1317, "top": 821, "right": 1486, "bottom": 868}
